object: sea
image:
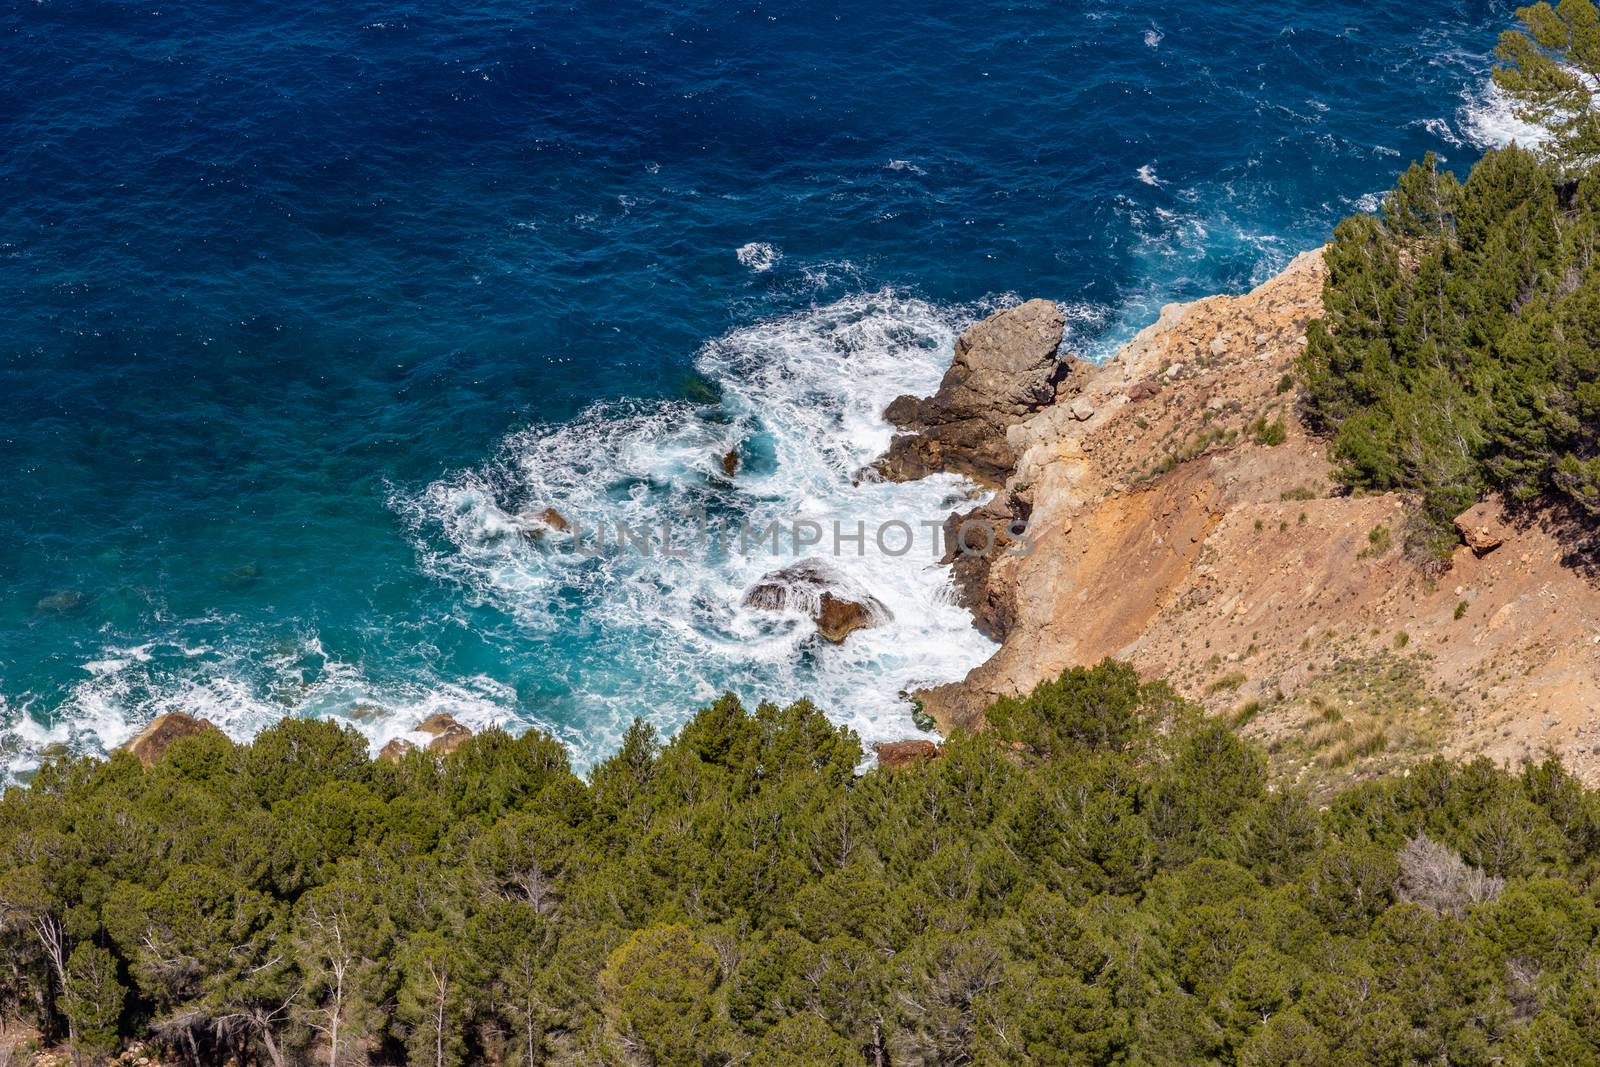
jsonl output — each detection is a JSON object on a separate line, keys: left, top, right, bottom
{"left": 0, "top": 0, "right": 1543, "bottom": 781}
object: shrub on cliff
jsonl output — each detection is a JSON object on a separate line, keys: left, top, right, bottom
{"left": 1301, "top": 2, "right": 1600, "bottom": 554}
{"left": 1301, "top": 144, "right": 1600, "bottom": 552}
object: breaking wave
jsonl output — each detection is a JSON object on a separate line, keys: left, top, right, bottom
{"left": 392, "top": 290, "right": 1002, "bottom": 767}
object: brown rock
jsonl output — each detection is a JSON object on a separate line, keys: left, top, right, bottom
{"left": 123, "top": 712, "right": 219, "bottom": 767}
{"left": 874, "top": 739, "right": 942, "bottom": 771}
{"left": 378, "top": 738, "right": 416, "bottom": 762}
{"left": 416, "top": 713, "right": 473, "bottom": 755}
{"left": 923, "top": 299, "right": 1068, "bottom": 421}
{"left": 720, "top": 449, "right": 739, "bottom": 477}
{"left": 1454, "top": 501, "right": 1510, "bottom": 556}
{"left": 1127, "top": 379, "right": 1162, "bottom": 402}
{"left": 817, "top": 593, "right": 870, "bottom": 644}
{"left": 941, "top": 497, "right": 1025, "bottom": 639}
{"left": 878, "top": 415, "right": 1019, "bottom": 485}
{"left": 743, "top": 559, "right": 891, "bottom": 643}
{"left": 877, "top": 300, "right": 1068, "bottom": 486}
{"left": 1276, "top": 662, "right": 1314, "bottom": 698}
{"left": 538, "top": 507, "right": 571, "bottom": 532}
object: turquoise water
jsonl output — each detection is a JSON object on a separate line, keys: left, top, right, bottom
{"left": 0, "top": 0, "right": 1534, "bottom": 779}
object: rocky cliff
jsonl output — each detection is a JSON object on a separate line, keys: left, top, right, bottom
{"left": 894, "top": 250, "right": 1600, "bottom": 790}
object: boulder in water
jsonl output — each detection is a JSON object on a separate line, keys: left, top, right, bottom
{"left": 720, "top": 449, "right": 740, "bottom": 477}
{"left": 378, "top": 738, "right": 416, "bottom": 763}
{"left": 742, "top": 559, "right": 892, "bottom": 644}
{"left": 520, "top": 506, "right": 572, "bottom": 541}
{"left": 539, "top": 507, "right": 571, "bottom": 532}
{"left": 416, "top": 713, "right": 473, "bottom": 755}
{"left": 816, "top": 593, "right": 870, "bottom": 643}
{"left": 123, "top": 712, "right": 220, "bottom": 767}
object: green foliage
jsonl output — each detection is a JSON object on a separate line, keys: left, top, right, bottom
{"left": 1495, "top": 0, "right": 1600, "bottom": 173}
{"left": 6, "top": 665, "right": 1600, "bottom": 1065}
{"left": 750, "top": 1014, "right": 865, "bottom": 1066}
{"left": 986, "top": 657, "right": 1181, "bottom": 758}
{"left": 1358, "top": 524, "right": 1393, "bottom": 559}
{"left": 599, "top": 924, "right": 722, "bottom": 1066}
{"left": 1301, "top": 141, "right": 1600, "bottom": 550}
{"left": 62, "top": 943, "right": 125, "bottom": 1063}
{"left": 1250, "top": 415, "right": 1287, "bottom": 446}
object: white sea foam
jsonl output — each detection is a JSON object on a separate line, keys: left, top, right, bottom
{"left": 1143, "top": 25, "right": 1163, "bottom": 49}
{"left": 1136, "top": 164, "right": 1165, "bottom": 187}
{"left": 0, "top": 629, "right": 533, "bottom": 785}
{"left": 735, "top": 241, "right": 781, "bottom": 272}
{"left": 1411, "top": 115, "right": 1465, "bottom": 148}
{"left": 1458, "top": 80, "right": 1552, "bottom": 151}
{"left": 886, "top": 159, "right": 927, "bottom": 175}
{"left": 395, "top": 290, "right": 1001, "bottom": 767}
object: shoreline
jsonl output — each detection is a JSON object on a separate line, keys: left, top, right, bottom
{"left": 887, "top": 249, "right": 1600, "bottom": 789}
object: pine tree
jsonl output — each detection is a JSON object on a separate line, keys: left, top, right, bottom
{"left": 1495, "top": 0, "right": 1600, "bottom": 174}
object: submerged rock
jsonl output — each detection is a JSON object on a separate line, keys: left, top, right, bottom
{"left": 34, "top": 590, "right": 88, "bottom": 616}
{"left": 222, "top": 562, "right": 261, "bottom": 587}
{"left": 743, "top": 559, "right": 892, "bottom": 644}
{"left": 123, "top": 712, "right": 220, "bottom": 767}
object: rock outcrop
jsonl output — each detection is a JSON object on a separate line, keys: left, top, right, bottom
{"left": 877, "top": 299, "right": 1073, "bottom": 486}
{"left": 378, "top": 738, "right": 416, "bottom": 762}
{"left": 416, "top": 713, "right": 473, "bottom": 755}
{"left": 901, "top": 248, "right": 1600, "bottom": 785}
{"left": 540, "top": 507, "right": 572, "bottom": 531}
{"left": 939, "top": 495, "right": 1029, "bottom": 639}
{"left": 1455, "top": 501, "right": 1511, "bottom": 556}
{"left": 873, "top": 739, "right": 941, "bottom": 771}
{"left": 816, "top": 593, "right": 872, "bottom": 643}
{"left": 514, "top": 507, "right": 572, "bottom": 544}
{"left": 123, "top": 712, "right": 220, "bottom": 766}
{"left": 743, "top": 559, "right": 892, "bottom": 644}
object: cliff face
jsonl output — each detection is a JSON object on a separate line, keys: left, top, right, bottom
{"left": 901, "top": 250, "right": 1600, "bottom": 788}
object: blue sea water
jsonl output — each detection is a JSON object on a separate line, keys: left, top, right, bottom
{"left": 0, "top": 0, "right": 1538, "bottom": 779}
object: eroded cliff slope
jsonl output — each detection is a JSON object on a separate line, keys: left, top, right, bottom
{"left": 894, "top": 250, "right": 1600, "bottom": 789}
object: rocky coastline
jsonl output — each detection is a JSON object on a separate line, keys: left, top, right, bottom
{"left": 881, "top": 250, "right": 1600, "bottom": 787}
{"left": 118, "top": 252, "right": 1600, "bottom": 788}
